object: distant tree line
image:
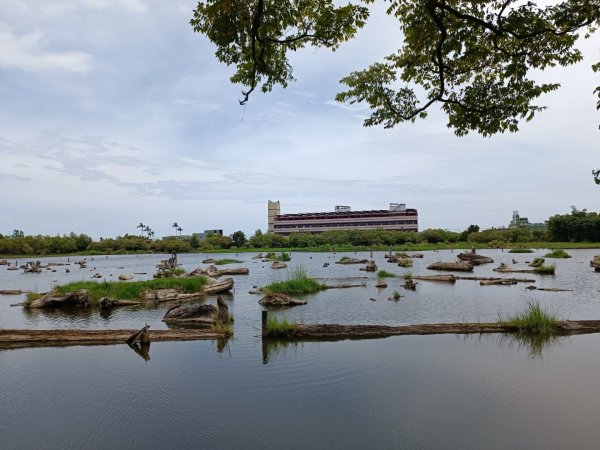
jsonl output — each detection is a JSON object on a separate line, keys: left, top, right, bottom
{"left": 1, "top": 211, "right": 598, "bottom": 255}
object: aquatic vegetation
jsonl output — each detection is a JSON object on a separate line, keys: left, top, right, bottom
{"left": 266, "top": 315, "right": 298, "bottom": 336}
{"left": 529, "top": 257, "right": 545, "bottom": 267}
{"left": 263, "top": 266, "right": 326, "bottom": 296}
{"left": 154, "top": 267, "right": 186, "bottom": 278}
{"left": 544, "top": 249, "right": 571, "bottom": 258}
{"left": 403, "top": 271, "right": 413, "bottom": 280}
{"left": 49, "top": 278, "right": 207, "bottom": 305}
{"left": 24, "top": 292, "right": 42, "bottom": 307}
{"left": 392, "top": 290, "right": 401, "bottom": 300}
{"left": 535, "top": 264, "right": 556, "bottom": 275}
{"left": 508, "top": 248, "right": 534, "bottom": 253}
{"left": 376, "top": 270, "right": 396, "bottom": 278}
{"left": 500, "top": 301, "right": 558, "bottom": 334}
{"left": 214, "top": 258, "right": 243, "bottom": 265}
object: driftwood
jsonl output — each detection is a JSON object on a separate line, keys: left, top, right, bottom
{"left": 23, "top": 261, "right": 42, "bottom": 273}
{"left": 526, "top": 286, "right": 573, "bottom": 292}
{"left": 0, "top": 328, "right": 225, "bottom": 348}
{"left": 457, "top": 252, "right": 494, "bottom": 265}
{"left": 0, "top": 289, "right": 23, "bottom": 295}
{"left": 323, "top": 283, "right": 366, "bottom": 289}
{"left": 217, "top": 267, "right": 249, "bottom": 276}
{"left": 386, "top": 253, "right": 409, "bottom": 263}
{"left": 0, "top": 259, "right": 9, "bottom": 265}
{"left": 99, "top": 297, "right": 143, "bottom": 308}
{"left": 493, "top": 264, "right": 537, "bottom": 274}
{"left": 156, "top": 253, "right": 178, "bottom": 271}
{"left": 455, "top": 276, "right": 535, "bottom": 283}
{"left": 590, "top": 258, "right": 600, "bottom": 272}
{"left": 162, "top": 296, "right": 231, "bottom": 325}
{"left": 259, "top": 293, "right": 307, "bottom": 307}
{"left": 202, "top": 258, "right": 217, "bottom": 264}
{"left": 27, "top": 291, "right": 92, "bottom": 309}
{"left": 203, "top": 277, "right": 234, "bottom": 294}
{"left": 359, "top": 260, "right": 378, "bottom": 272}
{"left": 140, "top": 288, "right": 203, "bottom": 302}
{"left": 413, "top": 275, "right": 457, "bottom": 283}
{"left": 75, "top": 261, "right": 87, "bottom": 269}
{"left": 427, "top": 261, "right": 473, "bottom": 272}
{"left": 126, "top": 324, "right": 150, "bottom": 345}
{"left": 402, "top": 279, "right": 417, "bottom": 290}
{"left": 480, "top": 279, "right": 519, "bottom": 286}
{"left": 263, "top": 318, "right": 600, "bottom": 340}
{"left": 335, "top": 257, "right": 368, "bottom": 265}
{"left": 271, "top": 261, "right": 287, "bottom": 269}
{"left": 375, "top": 279, "right": 388, "bottom": 288}
{"left": 118, "top": 274, "right": 134, "bottom": 281}
{"left": 410, "top": 253, "right": 424, "bottom": 258}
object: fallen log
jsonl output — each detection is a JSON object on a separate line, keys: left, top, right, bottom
{"left": 217, "top": 267, "right": 249, "bottom": 276}
{"left": 323, "top": 283, "right": 366, "bottom": 289}
{"left": 480, "top": 279, "right": 518, "bottom": 286}
{"left": 27, "top": 291, "right": 92, "bottom": 309}
{"left": 427, "top": 261, "right": 473, "bottom": 272}
{"left": 263, "top": 319, "right": 600, "bottom": 340}
{"left": 335, "top": 257, "right": 368, "bottom": 265}
{"left": 412, "top": 275, "right": 457, "bottom": 283}
{"left": 525, "top": 287, "right": 573, "bottom": 292}
{"left": 140, "top": 289, "right": 203, "bottom": 302}
{"left": 0, "top": 290, "right": 23, "bottom": 295}
{"left": 0, "top": 328, "right": 226, "bottom": 348}
{"left": 203, "top": 277, "right": 234, "bottom": 294}
{"left": 455, "top": 276, "right": 535, "bottom": 283}
{"left": 162, "top": 296, "right": 231, "bottom": 324}
{"left": 99, "top": 297, "right": 144, "bottom": 308}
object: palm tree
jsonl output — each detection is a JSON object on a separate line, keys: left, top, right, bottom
{"left": 137, "top": 222, "right": 146, "bottom": 237}
{"left": 177, "top": 226, "right": 183, "bottom": 236}
{"left": 172, "top": 222, "right": 179, "bottom": 236}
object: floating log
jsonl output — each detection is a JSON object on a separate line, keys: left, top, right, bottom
{"left": 412, "top": 275, "right": 457, "bottom": 283}
{"left": 0, "top": 290, "right": 23, "bottom": 295}
{"left": 427, "top": 261, "right": 473, "bottom": 272}
{"left": 526, "top": 287, "right": 573, "bottom": 292}
{"left": 0, "top": 328, "right": 225, "bottom": 348}
{"left": 259, "top": 293, "right": 307, "bottom": 307}
{"left": 27, "top": 291, "right": 92, "bottom": 309}
{"left": 457, "top": 252, "right": 494, "bottom": 265}
{"left": 271, "top": 261, "right": 287, "bottom": 270}
{"left": 217, "top": 267, "right": 249, "bottom": 276}
{"left": 480, "top": 279, "right": 518, "bottom": 286}
{"left": 493, "top": 264, "right": 538, "bottom": 274}
{"left": 455, "top": 276, "right": 535, "bottom": 283}
{"left": 323, "top": 283, "right": 366, "bottom": 289}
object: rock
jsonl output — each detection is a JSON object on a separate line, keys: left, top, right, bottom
{"left": 258, "top": 293, "right": 307, "bottom": 307}
{"left": 118, "top": 274, "right": 134, "bottom": 281}
{"left": 271, "top": 261, "right": 287, "bottom": 270}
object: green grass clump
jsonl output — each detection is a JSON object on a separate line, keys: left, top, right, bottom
{"left": 508, "top": 248, "right": 534, "bottom": 253}
{"left": 51, "top": 278, "right": 207, "bottom": 305}
{"left": 544, "top": 249, "right": 571, "bottom": 258}
{"left": 24, "top": 292, "right": 42, "bottom": 306}
{"left": 154, "top": 267, "right": 186, "bottom": 278}
{"left": 214, "top": 258, "right": 243, "bottom": 265}
{"left": 266, "top": 315, "right": 298, "bottom": 337}
{"left": 500, "top": 301, "right": 558, "bottom": 334}
{"left": 403, "top": 271, "right": 413, "bottom": 280}
{"left": 529, "top": 257, "right": 545, "bottom": 267}
{"left": 535, "top": 264, "right": 556, "bottom": 275}
{"left": 398, "top": 258, "right": 412, "bottom": 267}
{"left": 263, "top": 266, "right": 326, "bottom": 296}
{"left": 377, "top": 270, "right": 396, "bottom": 278}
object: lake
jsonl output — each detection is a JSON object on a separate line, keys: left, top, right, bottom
{"left": 1, "top": 249, "right": 600, "bottom": 449}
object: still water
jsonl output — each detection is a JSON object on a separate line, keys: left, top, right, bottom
{"left": 1, "top": 249, "right": 600, "bottom": 449}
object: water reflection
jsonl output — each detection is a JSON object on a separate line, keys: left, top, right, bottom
{"left": 128, "top": 341, "right": 151, "bottom": 361}
{"left": 262, "top": 339, "right": 305, "bottom": 364}
{"left": 461, "top": 332, "right": 564, "bottom": 359}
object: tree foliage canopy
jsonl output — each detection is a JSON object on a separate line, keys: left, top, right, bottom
{"left": 192, "top": 0, "right": 599, "bottom": 137}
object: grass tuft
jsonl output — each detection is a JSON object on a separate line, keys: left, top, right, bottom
{"left": 48, "top": 278, "right": 207, "bottom": 305}
{"left": 403, "top": 271, "right": 413, "bottom": 280}
{"left": 529, "top": 257, "right": 545, "bottom": 267}
{"left": 263, "top": 266, "right": 326, "bottom": 296}
{"left": 544, "top": 249, "right": 571, "bottom": 259}
{"left": 500, "top": 300, "right": 558, "bottom": 334}
{"left": 214, "top": 258, "right": 243, "bottom": 265}
{"left": 377, "top": 270, "right": 396, "bottom": 278}
{"left": 535, "top": 264, "right": 556, "bottom": 275}
{"left": 266, "top": 315, "right": 298, "bottom": 337}
{"left": 508, "top": 248, "right": 534, "bottom": 253}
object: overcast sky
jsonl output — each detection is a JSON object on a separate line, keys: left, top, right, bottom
{"left": 0, "top": 0, "right": 598, "bottom": 239}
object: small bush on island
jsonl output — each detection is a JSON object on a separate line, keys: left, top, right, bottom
{"left": 508, "top": 248, "right": 534, "bottom": 253}
{"left": 544, "top": 249, "right": 571, "bottom": 258}
{"left": 263, "top": 267, "right": 326, "bottom": 296}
